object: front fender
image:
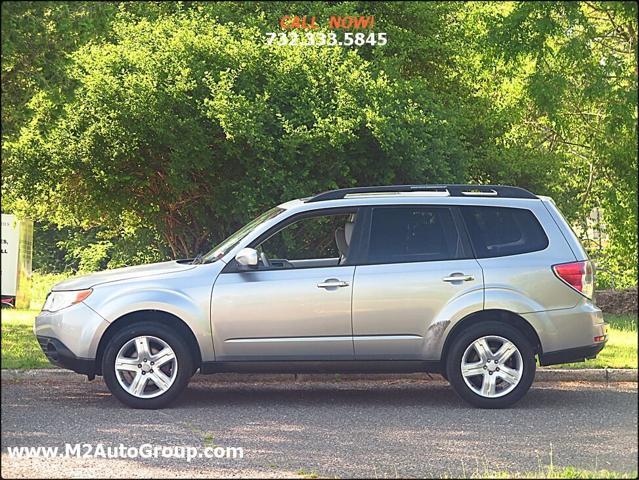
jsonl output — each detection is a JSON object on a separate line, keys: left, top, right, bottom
{"left": 84, "top": 287, "right": 215, "bottom": 362}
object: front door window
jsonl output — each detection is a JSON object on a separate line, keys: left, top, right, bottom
{"left": 256, "top": 212, "right": 357, "bottom": 269}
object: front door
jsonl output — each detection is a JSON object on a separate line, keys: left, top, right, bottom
{"left": 211, "top": 209, "right": 360, "bottom": 361}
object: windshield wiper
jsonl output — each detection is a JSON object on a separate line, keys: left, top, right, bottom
{"left": 191, "top": 253, "right": 205, "bottom": 265}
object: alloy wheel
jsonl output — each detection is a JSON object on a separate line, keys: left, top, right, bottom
{"left": 115, "top": 336, "right": 178, "bottom": 399}
{"left": 460, "top": 335, "right": 523, "bottom": 398}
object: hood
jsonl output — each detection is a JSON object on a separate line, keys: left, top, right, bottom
{"left": 52, "top": 260, "right": 197, "bottom": 291}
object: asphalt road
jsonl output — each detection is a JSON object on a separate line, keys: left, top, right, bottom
{"left": 1, "top": 374, "right": 637, "bottom": 478}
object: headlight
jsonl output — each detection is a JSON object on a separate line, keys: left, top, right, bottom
{"left": 42, "top": 289, "right": 93, "bottom": 312}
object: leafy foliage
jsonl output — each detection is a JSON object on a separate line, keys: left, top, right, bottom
{"left": 3, "top": 8, "right": 469, "bottom": 260}
{"left": 1, "top": 2, "right": 636, "bottom": 286}
{"left": 472, "top": 1, "right": 638, "bottom": 287}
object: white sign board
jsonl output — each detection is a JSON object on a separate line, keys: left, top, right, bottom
{"left": 1, "top": 214, "right": 20, "bottom": 297}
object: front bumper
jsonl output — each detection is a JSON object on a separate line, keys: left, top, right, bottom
{"left": 34, "top": 302, "right": 109, "bottom": 373}
{"left": 36, "top": 336, "right": 96, "bottom": 374}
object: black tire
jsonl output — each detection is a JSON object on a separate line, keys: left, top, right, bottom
{"left": 446, "top": 321, "right": 536, "bottom": 409}
{"left": 102, "top": 321, "right": 193, "bottom": 409}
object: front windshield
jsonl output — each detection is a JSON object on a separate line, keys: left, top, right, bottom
{"left": 200, "top": 207, "right": 285, "bottom": 263}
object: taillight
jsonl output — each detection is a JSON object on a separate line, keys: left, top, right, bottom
{"left": 552, "top": 260, "right": 594, "bottom": 299}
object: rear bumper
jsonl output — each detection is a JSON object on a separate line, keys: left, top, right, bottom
{"left": 36, "top": 335, "right": 96, "bottom": 375}
{"left": 539, "top": 340, "right": 607, "bottom": 367}
{"left": 522, "top": 301, "right": 607, "bottom": 355}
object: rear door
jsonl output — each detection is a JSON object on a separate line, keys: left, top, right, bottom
{"left": 351, "top": 205, "right": 483, "bottom": 360}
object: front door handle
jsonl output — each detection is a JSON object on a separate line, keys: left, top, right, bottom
{"left": 442, "top": 273, "right": 474, "bottom": 282}
{"left": 317, "top": 279, "right": 350, "bottom": 289}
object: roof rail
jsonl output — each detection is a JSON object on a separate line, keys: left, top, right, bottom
{"left": 306, "top": 184, "right": 537, "bottom": 202}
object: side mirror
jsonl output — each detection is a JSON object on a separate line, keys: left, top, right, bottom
{"left": 235, "top": 247, "right": 258, "bottom": 268}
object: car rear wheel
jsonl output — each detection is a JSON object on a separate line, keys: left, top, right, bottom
{"left": 102, "top": 322, "right": 193, "bottom": 409}
{"left": 446, "top": 321, "right": 535, "bottom": 408}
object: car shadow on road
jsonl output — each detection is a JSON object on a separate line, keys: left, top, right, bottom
{"left": 174, "top": 383, "right": 466, "bottom": 409}
{"left": 153, "top": 380, "right": 637, "bottom": 411}
{"left": 6, "top": 377, "right": 635, "bottom": 412}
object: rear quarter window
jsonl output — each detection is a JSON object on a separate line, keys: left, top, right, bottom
{"left": 461, "top": 206, "right": 549, "bottom": 258}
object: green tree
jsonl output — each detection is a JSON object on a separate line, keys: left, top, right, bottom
{"left": 466, "top": 1, "right": 638, "bottom": 286}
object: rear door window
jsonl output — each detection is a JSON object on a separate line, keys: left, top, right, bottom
{"left": 366, "top": 207, "right": 464, "bottom": 264}
{"left": 461, "top": 206, "right": 548, "bottom": 258}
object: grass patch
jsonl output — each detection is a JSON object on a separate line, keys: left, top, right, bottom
{"left": 471, "top": 466, "right": 637, "bottom": 478}
{"left": 550, "top": 314, "right": 637, "bottom": 369}
{"left": 1, "top": 309, "right": 50, "bottom": 369}
{"left": 295, "top": 470, "right": 319, "bottom": 479}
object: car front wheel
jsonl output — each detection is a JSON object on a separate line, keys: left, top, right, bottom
{"left": 446, "top": 322, "right": 536, "bottom": 408}
{"left": 102, "top": 322, "right": 193, "bottom": 409}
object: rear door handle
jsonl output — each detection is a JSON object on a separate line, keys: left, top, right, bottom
{"left": 317, "top": 279, "right": 350, "bottom": 289}
{"left": 442, "top": 274, "right": 474, "bottom": 282}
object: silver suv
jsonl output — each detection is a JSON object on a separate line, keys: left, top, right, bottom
{"left": 35, "top": 185, "right": 607, "bottom": 409}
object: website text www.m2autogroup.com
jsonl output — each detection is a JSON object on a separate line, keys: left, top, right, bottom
{"left": 5, "top": 443, "right": 244, "bottom": 463}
